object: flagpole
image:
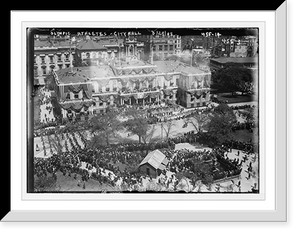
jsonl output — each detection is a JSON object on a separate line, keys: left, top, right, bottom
{"left": 70, "top": 36, "right": 73, "bottom": 72}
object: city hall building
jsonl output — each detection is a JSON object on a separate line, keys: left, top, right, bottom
{"left": 48, "top": 58, "right": 211, "bottom": 120}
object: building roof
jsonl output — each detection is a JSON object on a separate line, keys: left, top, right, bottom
{"left": 210, "top": 56, "right": 258, "bottom": 64}
{"left": 97, "top": 38, "right": 123, "bottom": 47}
{"left": 34, "top": 40, "right": 53, "bottom": 48}
{"left": 139, "top": 149, "right": 168, "bottom": 170}
{"left": 76, "top": 39, "right": 106, "bottom": 51}
{"left": 55, "top": 66, "right": 115, "bottom": 84}
{"left": 153, "top": 60, "right": 207, "bottom": 74}
{"left": 34, "top": 39, "right": 75, "bottom": 52}
{"left": 117, "top": 59, "right": 154, "bottom": 68}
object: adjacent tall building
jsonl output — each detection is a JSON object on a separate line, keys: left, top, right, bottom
{"left": 73, "top": 36, "right": 145, "bottom": 67}
{"left": 34, "top": 37, "right": 75, "bottom": 84}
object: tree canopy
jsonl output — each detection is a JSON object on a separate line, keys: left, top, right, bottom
{"left": 206, "top": 103, "right": 237, "bottom": 146}
{"left": 213, "top": 65, "right": 254, "bottom": 95}
{"left": 123, "top": 108, "right": 152, "bottom": 143}
{"left": 88, "top": 110, "right": 122, "bottom": 147}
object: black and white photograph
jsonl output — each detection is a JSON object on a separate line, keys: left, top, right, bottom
{"left": 4, "top": 1, "right": 291, "bottom": 225}
{"left": 28, "top": 27, "right": 259, "bottom": 194}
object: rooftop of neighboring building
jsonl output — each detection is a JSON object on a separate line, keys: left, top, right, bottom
{"left": 34, "top": 39, "right": 75, "bottom": 50}
{"left": 96, "top": 38, "right": 124, "bottom": 47}
{"left": 210, "top": 56, "right": 258, "bottom": 64}
{"left": 76, "top": 39, "right": 107, "bottom": 51}
{"left": 153, "top": 60, "right": 208, "bottom": 75}
{"left": 54, "top": 66, "right": 115, "bottom": 84}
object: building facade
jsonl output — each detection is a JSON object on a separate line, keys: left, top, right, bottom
{"left": 152, "top": 34, "right": 181, "bottom": 60}
{"left": 48, "top": 58, "right": 211, "bottom": 120}
{"left": 34, "top": 38, "right": 75, "bottom": 83}
{"left": 74, "top": 37, "right": 145, "bottom": 67}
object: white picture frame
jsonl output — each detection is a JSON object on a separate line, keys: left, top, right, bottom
{"left": 7, "top": 2, "right": 287, "bottom": 221}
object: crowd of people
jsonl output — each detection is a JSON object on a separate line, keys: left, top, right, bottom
{"left": 34, "top": 134, "right": 247, "bottom": 192}
{"left": 222, "top": 139, "right": 257, "bottom": 154}
{"left": 33, "top": 85, "right": 259, "bottom": 192}
{"left": 212, "top": 147, "right": 243, "bottom": 181}
{"left": 230, "top": 104, "right": 256, "bottom": 110}
{"left": 38, "top": 87, "right": 56, "bottom": 124}
{"left": 107, "top": 141, "right": 176, "bottom": 152}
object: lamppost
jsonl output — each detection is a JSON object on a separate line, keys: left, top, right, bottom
{"left": 190, "top": 38, "right": 194, "bottom": 66}
{"left": 161, "top": 123, "right": 163, "bottom": 140}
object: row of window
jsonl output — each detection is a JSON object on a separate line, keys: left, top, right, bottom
{"left": 35, "top": 54, "right": 72, "bottom": 64}
{"left": 153, "top": 44, "right": 175, "bottom": 51}
{"left": 34, "top": 64, "right": 71, "bottom": 76}
{"left": 95, "top": 82, "right": 176, "bottom": 93}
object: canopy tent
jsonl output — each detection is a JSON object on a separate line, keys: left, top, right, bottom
{"left": 139, "top": 149, "right": 169, "bottom": 171}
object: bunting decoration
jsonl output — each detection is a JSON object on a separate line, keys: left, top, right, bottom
{"left": 164, "top": 74, "right": 173, "bottom": 81}
{"left": 114, "top": 67, "right": 156, "bottom": 76}
{"left": 59, "top": 83, "right": 93, "bottom": 101}
{"left": 119, "top": 91, "right": 160, "bottom": 100}
{"left": 188, "top": 90, "right": 209, "bottom": 99}
{"left": 203, "top": 74, "right": 211, "bottom": 88}
{"left": 163, "top": 89, "right": 174, "bottom": 96}
{"left": 59, "top": 100, "right": 94, "bottom": 111}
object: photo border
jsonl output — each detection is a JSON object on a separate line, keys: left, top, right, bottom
{"left": 4, "top": 2, "right": 287, "bottom": 221}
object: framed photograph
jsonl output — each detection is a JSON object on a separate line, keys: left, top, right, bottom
{"left": 5, "top": 2, "right": 287, "bottom": 221}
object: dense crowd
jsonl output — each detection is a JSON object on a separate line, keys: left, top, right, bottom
{"left": 34, "top": 133, "right": 246, "bottom": 192}
{"left": 222, "top": 139, "right": 257, "bottom": 154}
{"left": 212, "top": 147, "right": 243, "bottom": 180}
{"left": 34, "top": 87, "right": 258, "bottom": 191}
{"left": 107, "top": 141, "right": 176, "bottom": 152}
{"left": 230, "top": 104, "right": 256, "bottom": 110}
{"left": 232, "top": 121, "right": 256, "bottom": 132}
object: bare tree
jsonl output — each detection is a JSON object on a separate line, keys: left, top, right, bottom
{"left": 184, "top": 111, "right": 211, "bottom": 134}
{"left": 141, "top": 125, "right": 156, "bottom": 144}
{"left": 161, "top": 121, "right": 176, "bottom": 139}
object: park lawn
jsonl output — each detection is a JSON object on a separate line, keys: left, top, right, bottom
{"left": 216, "top": 94, "right": 257, "bottom": 104}
{"left": 230, "top": 127, "right": 259, "bottom": 145}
